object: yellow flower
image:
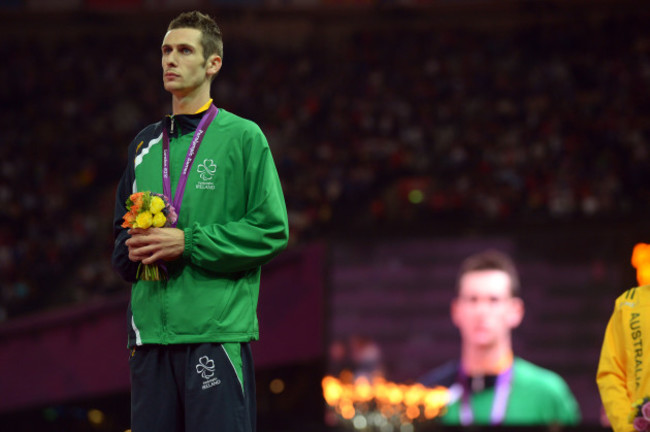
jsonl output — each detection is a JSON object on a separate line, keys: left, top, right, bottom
{"left": 150, "top": 196, "right": 166, "bottom": 214}
{"left": 135, "top": 211, "right": 153, "bottom": 229}
{"left": 152, "top": 212, "right": 167, "bottom": 228}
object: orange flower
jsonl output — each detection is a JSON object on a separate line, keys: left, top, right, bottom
{"left": 129, "top": 192, "right": 144, "bottom": 203}
{"left": 122, "top": 211, "right": 136, "bottom": 228}
{"left": 130, "top": 193, "right": 144, "bottom": 210}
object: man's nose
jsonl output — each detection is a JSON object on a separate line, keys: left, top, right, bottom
{"left": 165, "top": 51, "right": 178, "bottom": 66}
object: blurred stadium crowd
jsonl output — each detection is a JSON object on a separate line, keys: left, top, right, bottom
{"left": 1, "top": 6, "right": 649, "bottom": 320}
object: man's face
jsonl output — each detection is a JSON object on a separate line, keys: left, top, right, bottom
{"left": 451, "top": 269, "right": 524, "bottom": 349}
{"left": 161, "top": 28, "right": 220, "bottom": 97}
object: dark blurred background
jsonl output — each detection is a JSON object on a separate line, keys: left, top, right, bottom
{"left": 1, "top": 0, "right": 649, "bottom": 430}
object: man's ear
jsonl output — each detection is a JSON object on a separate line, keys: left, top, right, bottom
{"left": 507, "top": 297, "right": 525, "bottom": 329}
{"left": 450, "top": 298, "right": 460, "bottom": 328}
{"left": 206, "top": 54, "right": 222, "bottom": 79}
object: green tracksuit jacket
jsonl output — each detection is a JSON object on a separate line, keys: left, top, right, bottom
{"left": 441, "top": 358, "right": 581, "bottom": 425}
{"left": 112, "top": 107, "right": 289, "bottom": 347}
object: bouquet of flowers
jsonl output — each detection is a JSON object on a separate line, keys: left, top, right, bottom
{"left": 631, "top": 397, "right": 650, "bottom": 431}
{"left": 121, "top": 191, "right": 177, "bottom": 281}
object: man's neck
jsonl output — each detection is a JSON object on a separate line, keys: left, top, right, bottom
{"left": 461, "top": 345, "right": 514, "bottom": 376}
{"left": 171, "top": 88, "right": 211, "bottom": 115}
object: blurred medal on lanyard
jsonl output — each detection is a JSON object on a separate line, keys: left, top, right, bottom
{"left": 459, "top": 366, "right": 513, "bottom": 425}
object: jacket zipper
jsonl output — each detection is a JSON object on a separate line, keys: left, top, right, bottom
{"left": 161, "top": 279, "right": 168, "bottom": 344}
{"left": 161, "top": 117, "right": 173, "bottom": 344}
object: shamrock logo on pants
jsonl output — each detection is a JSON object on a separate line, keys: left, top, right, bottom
{"left": 196, "top": 355, "right": 215, "bottom": 380}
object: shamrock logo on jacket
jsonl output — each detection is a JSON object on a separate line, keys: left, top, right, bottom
{"left": 197, "top": 159, "right": 217, "bottom": 181}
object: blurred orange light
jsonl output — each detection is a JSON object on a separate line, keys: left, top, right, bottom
{"left": 340, "top": 401, "right": 355, "bottom": 420}
{"left": 406, "top": 405, "right": 420, "bottom": 419}
{"left": 632, "top": 243, "right": 650, "bottom": 286}
{"left": 321, "top": 372, "right": 448, "bottom": 426}
{"left": 269, "top": 378, "right": 285, "bottom": 394}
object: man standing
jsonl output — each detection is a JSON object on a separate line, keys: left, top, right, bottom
{"left": 419, "top": 250, "right": 580, "bottom": 425}
{"left": 597, "top": 286, "right": 650, "bottom": 432}
{"left": 112, "top": 11, "right": 289, "bottom": 432}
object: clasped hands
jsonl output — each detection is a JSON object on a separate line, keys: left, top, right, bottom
{"left": 126, "top": 227, "right": 185, "bottom": 265}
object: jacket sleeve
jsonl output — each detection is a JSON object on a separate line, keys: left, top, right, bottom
{"left": 182, "top": 125, "right": 289, "bottom": 274}
{"left": 597, "top": 301, "right": 634, "bottom": 432}
{"left": 111, "top": 137, "right": 139, "bottom": 283}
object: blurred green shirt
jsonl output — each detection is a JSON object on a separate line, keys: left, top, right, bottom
{"left": 442, "top": 357, "right": 581, "bottom": 425}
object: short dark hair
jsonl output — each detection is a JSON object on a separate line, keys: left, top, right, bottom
{"left": 456, "top": 250, "right": 521, "bottom": 297}
{"left": 168, "top": 11, "right": 223, "bottom": 60}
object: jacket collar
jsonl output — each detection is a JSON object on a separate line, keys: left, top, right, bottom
{"left": 164, "top": 99, "right": 214, "bottom": 136}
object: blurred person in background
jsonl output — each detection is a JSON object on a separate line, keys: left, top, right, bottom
{"left": 597, "top": 286, "right": 650, "bottom": 431}
{"left": 111, "top": 10, "right": 288, "bottom": 432}
{"left": 418, "top": 250, "right": 580, "bottom": 425}
{"left": 327, "top": 335, "right": 384, "bottom": 380}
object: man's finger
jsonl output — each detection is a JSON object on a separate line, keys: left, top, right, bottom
{"left": 141, "top": 250, "right": 164, "bottom": 265}
{"left": 128, "top": 227, "right": 155, "bottom": 236}
{"left": 127, "top": 233, "right": 159, "bottom": 247}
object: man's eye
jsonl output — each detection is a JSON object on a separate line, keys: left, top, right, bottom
{"left": 182, "top": 48, "right": 192, "bottom": 54}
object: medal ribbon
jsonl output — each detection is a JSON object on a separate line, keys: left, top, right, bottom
{"left": 459, "top": 366, "right": 513, "bottom": 426}
{"left": 162, "top": 104, "right": 218, "bottom": 227}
